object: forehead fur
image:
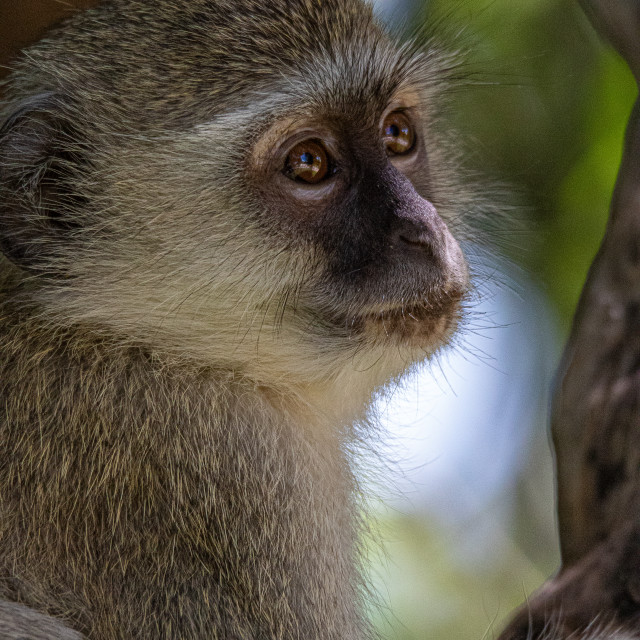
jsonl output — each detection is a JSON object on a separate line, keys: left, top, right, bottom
{"left": 5, "top": 0, "right": 430, "bottom": 129}
{"left": 0, "top": 0, "right": 360, "bottom": 124}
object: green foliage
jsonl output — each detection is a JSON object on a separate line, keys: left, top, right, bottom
{"left": 371, "top": 2, "right": 638, "bottom": 638}
{"left": 425, "top": 0, "right": 637, "bottom": 326}
{"left": 550, "top": 52, "right": 636, "bottom": 321}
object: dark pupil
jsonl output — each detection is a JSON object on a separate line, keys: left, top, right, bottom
{"left": 387, "top": 124, "right": 400, "bottom": 138}
{"left": 300, "top": 152, "right": 314, "bottom": 165}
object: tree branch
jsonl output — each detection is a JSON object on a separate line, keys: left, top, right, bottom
{"left": 500, "top": 1, "right": 640, "bottom": 637}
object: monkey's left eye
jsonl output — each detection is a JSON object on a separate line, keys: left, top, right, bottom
{"left": 382, "top": 111, "right": 415, "bottom": 156}
{"left": 284, "top": 140, "right": 331, "bottom": 184}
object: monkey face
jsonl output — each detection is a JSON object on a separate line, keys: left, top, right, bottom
{"left": 249, "top": 98, "right": 468, "bottom": 352}
{"left": 0, "top": 0, "right": 473, "bottom": 399}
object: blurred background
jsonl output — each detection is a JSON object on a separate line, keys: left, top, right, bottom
{"left": 0, "top": 0, "right": 636, "bottom": 638}
{"left": 367, "top": 1, "right": 637, "bottom": 638}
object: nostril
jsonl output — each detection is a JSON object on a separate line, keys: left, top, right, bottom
{"left": 393, "top": 215, "right": 435, "bottom": 251}
{"left": 395, "top": 232, "right": 437, "bottom": 262}
{"left": 398, "top": 233, "right": 429, "bottom": 248}
{"left": 397, "top": 230, "right": 437, "bottom": 256}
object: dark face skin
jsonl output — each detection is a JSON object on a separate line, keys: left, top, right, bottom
{"left": 250, "top": 97, "right": 468, "bottom": 347}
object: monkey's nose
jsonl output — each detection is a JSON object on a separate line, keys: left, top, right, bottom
{"left": 394, "top": 217, "right": 436, "bottom": 252}
{"left": 391, "top": 196, "right": 446, "bottom": 259}
{"left": 389, "top": 193, "right": 469, "bottom": 292}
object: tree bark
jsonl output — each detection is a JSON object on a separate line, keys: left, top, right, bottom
{"left": 0, "top": 1, "right": 98, "bottom": 82}
{"left": 500, "top": 1, "right": 640, "bottom": 637}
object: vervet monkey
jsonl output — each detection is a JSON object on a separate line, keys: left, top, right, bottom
{"left": 0, "top": 0, "right": 477, "bottom": 638}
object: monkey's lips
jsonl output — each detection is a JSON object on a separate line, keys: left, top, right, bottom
{"left": 354, "top": 296, "right": 464, "bottom": 348}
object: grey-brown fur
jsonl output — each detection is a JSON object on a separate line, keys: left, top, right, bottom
{"left": 0, "top": 298, "right": 363, "bottom": 638}
{"left": 0, "top": 0, "right": 473, "bottom": 638}
{"left": 0, "top": 599, "right": 83, "bottom": 639}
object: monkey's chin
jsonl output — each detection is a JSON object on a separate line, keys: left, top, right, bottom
{"left": 360, "top": 300, "right": 462, "bottom": 350}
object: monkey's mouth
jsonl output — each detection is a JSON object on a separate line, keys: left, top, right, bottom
{"left": 350, "top": 296, "right": 464, "bottom": 348}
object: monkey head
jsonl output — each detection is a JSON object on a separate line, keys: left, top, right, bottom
{"left": 0, "top": 0, "right": 471, "bottom": 410}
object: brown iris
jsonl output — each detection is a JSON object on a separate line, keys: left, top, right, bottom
{"left": 285, "top": 140, "right": 330, "bottom": 184}
{"left": 382, "top": 111, "right": 415, "bottom": 156}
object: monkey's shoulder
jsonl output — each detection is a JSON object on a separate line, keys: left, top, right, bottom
{"left": 0, "top": 599, "right": 84, "bottom": 640}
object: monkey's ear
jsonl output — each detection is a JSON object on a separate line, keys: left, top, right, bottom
{"left": 0, "top": 93, "right": 86, "bottom": 270}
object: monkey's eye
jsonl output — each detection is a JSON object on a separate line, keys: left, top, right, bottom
{"left": 382, "top": 111, "right": 415, "bottom": 156}
{"left": 284, "top": 140, "right": 330, "bottom": 184}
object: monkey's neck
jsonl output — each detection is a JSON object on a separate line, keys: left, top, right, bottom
{"left": 0, "top": 316, "right": 369, "bottom": 640}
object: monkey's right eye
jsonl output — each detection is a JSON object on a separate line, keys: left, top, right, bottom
{"left": 284, "top": 140, "right": 330, "bottom": 184}
{"left": 382, "top": 111, "right": 415, "bottom": 156}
